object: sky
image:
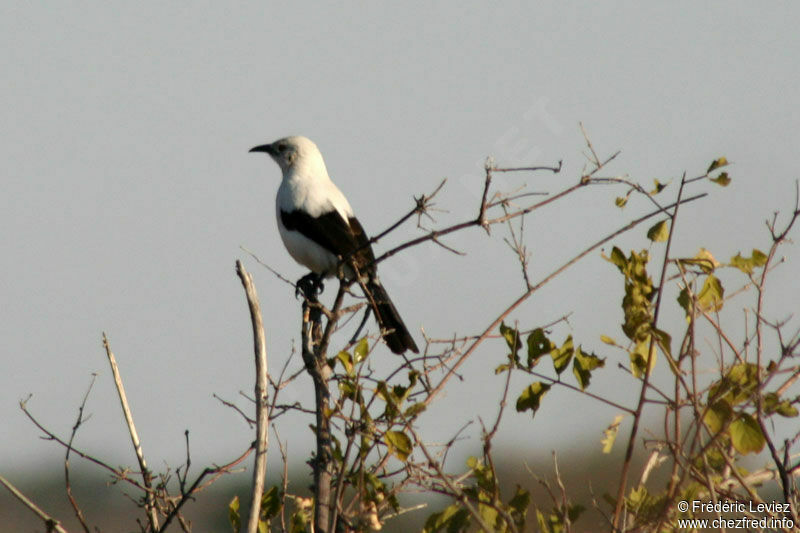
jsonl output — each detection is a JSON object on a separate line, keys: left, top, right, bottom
{"left": 2, "top": 0, "right": 799, "bottom": 513}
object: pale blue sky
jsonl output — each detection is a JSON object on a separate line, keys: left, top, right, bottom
{"left": 2, "top": 1, "right": 798, "bottom": 499}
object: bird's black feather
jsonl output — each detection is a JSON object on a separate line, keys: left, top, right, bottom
{"left": 280, "top": 207, "right": 418, "bottom": 353}
{"left": 280, "top": 208, "right": 375, "bottom": 273}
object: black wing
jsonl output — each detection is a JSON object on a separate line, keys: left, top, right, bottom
{"left": 280, "top": 208, "right": 376, "bottom": 272}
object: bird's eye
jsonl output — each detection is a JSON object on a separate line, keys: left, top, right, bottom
{"left": 277, "top": 143, "right": 287, "bottom": 153}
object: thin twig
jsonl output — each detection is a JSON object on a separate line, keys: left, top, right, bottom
{"left": 158, "top": 446, "right": 255, "bottom": 532}
{"left": 20, "top": 397, "right": 147, "bottom": 492}
{"left": 0, "top": 473, "right": 69, "bottom": 533}
{"left": 103, "top": 333, "right": 159, "bottom": 531}
{"left": 64, "top": 375, "right": 97, "bottom": 533}
{"left": 490, "top": 161, "right": 563, "bottom": 173}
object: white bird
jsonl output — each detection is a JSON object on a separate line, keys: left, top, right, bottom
{"left": 250, "top": 136, "right": 418, "bottom": 354}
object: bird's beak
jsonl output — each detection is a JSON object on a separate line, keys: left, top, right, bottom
{"left": 249, "top": 143, "right": 276, "bottom": 156}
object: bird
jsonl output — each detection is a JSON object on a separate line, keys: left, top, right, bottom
{"left": 249, "top": 135, "right": 419, "bottom": 354}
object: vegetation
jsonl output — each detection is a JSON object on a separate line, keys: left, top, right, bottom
{"left": 4, "top": 131, "right": 798, "bottom": 532}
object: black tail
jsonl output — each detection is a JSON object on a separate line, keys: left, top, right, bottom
{"left": 364, "top": 278, "right": 418, "bottom": 354}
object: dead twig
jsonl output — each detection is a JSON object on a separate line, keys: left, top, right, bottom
{"left": 236, "top": 260, "right": 270, "bottom": 533}
{"left": 0, "top": 473, "right": 69, "bottom": 533}
{"left": 103, "top": 333, "right": 159, "bottom": 531}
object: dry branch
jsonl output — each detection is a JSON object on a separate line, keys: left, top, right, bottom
{"left": 0, "top": 473, "right": 69, "bottom": 533}
{"left": 103, "top": 333, "right": 159, "bottom": 531}
{"left": 236, "top": 260, "right": 270, "bottom": 533}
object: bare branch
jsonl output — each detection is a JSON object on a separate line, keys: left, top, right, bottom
{"left": 65, "top": 374, "right": 97, "bottom": 533}
{"left": 102, "top": 333, "right": 159, "bottom": 531}
{"left": 0, "top": 473, "right": 69, "bottom": 533}
{"left": 236, "top": 260, "right": 270, "bottom": 533}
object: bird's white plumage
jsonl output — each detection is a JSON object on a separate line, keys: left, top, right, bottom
{"left": 272, "top": 136, "right": 353, "bottom": 274}
{"left": 276, "top": 211, "right": 339, "bottom": 274}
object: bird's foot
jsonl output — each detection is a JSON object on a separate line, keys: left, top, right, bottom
{"left": 296, "top": 272, "right": 325, "bottom": 299}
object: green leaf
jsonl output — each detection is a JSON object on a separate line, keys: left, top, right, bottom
{"left": 424, "top": 504, "right": 470, "bottom": 533}
{"left": 764, "top": 392, "right": 799, "bottom": 418}
{"left": 536, "top": 508, "right": 566, "bottom": 533}
{"left": 605, "top": 246, "right": 627, "bottom": 271}
{"left": 729, "top": 413, "right": 765, "bottom": 454}
{"left": 600, "top": 335, "right": 617, "bottom": 345}
{"left": 613, "top": 248, "right": 655, "bottom": 343}
{"left": 703, "top": 401, "right": 732, "bottom": 433}
{"left": 377, "top": 381, "right": 401, "bottom": 420}
{"left": 385, "top": 430, "right": 413, "bottom": 461}
{"left": 495, "top": 361, "right": 512, "bottom": 374}
{"left": 729, "top": 253, "right": 751, "bottom": 273}
{"left": 654, "top": 328, "right": 681, "bottom": 377}
{"left": 336, "top": 350, "right": 354, "bottom": 375}
{"left": 550, "top": 335, "right": 574, "bottom": 374}
{"left": 697, "top": 274, "right": 724, "bottom": 312}
{"left": 776, "top": 402, "right": 799, "bottom": 418}
{"left": 407, "top": 370, "right": 419, "bottom": 391}
{"left": 710, "top": 171, "right": 731, "bottom": 186}
{"left": 572, "top": 346, "right": 605, "bottom": 390}
{"left": 751, "top": 249, "right": 767, "bottom": 266}
{"left": 392, "top": 384, "right": 410, "bottom": 402}
{"left": 516, "top": 382, "right": 551, "bottom": 417}
{"left": 228, "top": 495, "right": 241, "bottom": 533}
{"left": 466, "top": 456, "right": 496, "bottom": 494}
{"left": 290, "top": 500, "right": 312, "bottom": 533}
{"left": 678, "top": 248, "right": 719, "bottom": 274}
{"left": 626, "top": 485, "right": 654, "bottom": 514}
{"left": 500, "top": 322, "right": 522, "bottom": 356}
{"left": 646, "top": 220, "right": 669, "bottom": 242}
{"left": 527, "top": 328, "right": 553, "bottom": 367}
{"left": 708, "top": 363, "right": 759, "bottom": 406}
{"left": 567, "top": 504, "right": 586, "bottom": 522}
{"left": 601, "top": 414, "right": 624, "bottom": 454}
{"left": 354, "top": 337, "right": 369, "bottom": 363}
{"left": 478, "top": 502, "right": 499, "bottom": 530}
{"left": 651, "top": 328, "right": 672, "bottom": 359}
{"left": 535, "top": 509, "right": 551, "bottom": 533}
{"left": 339, "top": 378, "right": 356, "bottom": 399}
{"left": 630, "top": 340, "right": 656, "bottom": 378}
{"left": 260, "top": 486, "right": 281, "bottom": 521}
{"left": 650, "top": 179, "right": 669, "bottom": 194}
{"left": 404, "top": 401, "right": 427, "bottom": 418}
{"left": 677, "top": 287, "right": 692, "bottom": 322}
{"left": 729, "top": 249, "right": 768, "bottom": 274}
{"left": 615, "top": 195, "right": 629, "bottom": 208}
{"left": 508, "top": 486, "right": 531, "bottom": 528}
{"left": 707, "top": 156, "right": 728, "bottom": 173}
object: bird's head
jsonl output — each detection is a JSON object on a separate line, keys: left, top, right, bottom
{"left": 249, "top": 135, "right": 323, "bottom": 174}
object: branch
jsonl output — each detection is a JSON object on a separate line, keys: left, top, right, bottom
{"left": 612, "top": 173, "right": 688, "bottom": 530}
{"left": 236, "top": 260, "right": 270, "bottom": 533}
{"left": 425, "top": 191, "right": 707, "bottom": 404}
{"left": 0, "top": 473, "right": 69, "bottom": 533}
{"left": 102, "top": 333, "right": 159, "bottom": 531}
{"left": 20, "top": 397, "right": 147, "bottom": 492}
{"left": 157, "top": 445, "right": 255, "bottom": 532}
{"left": 490, "top": 161, "right": 563, "bottom": 173}
{"left": 298, "top": 279, "right": 334, "bottom": 533}
{"left": 407, "top": 426, "right": 495, "bottom": 533}
{"left": 65, "top": 375, "right": 97, "bottom": 533}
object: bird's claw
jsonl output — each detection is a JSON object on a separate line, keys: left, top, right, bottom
{"left": 296, "top": 273, "right": 324, "bottom": 299}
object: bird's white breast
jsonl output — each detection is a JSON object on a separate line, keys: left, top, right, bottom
{"left": 275, "top": 171, "right": 352, "bottom": 276}
{"left": 275, "top": 210, "right": 339, "bottom": 275}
